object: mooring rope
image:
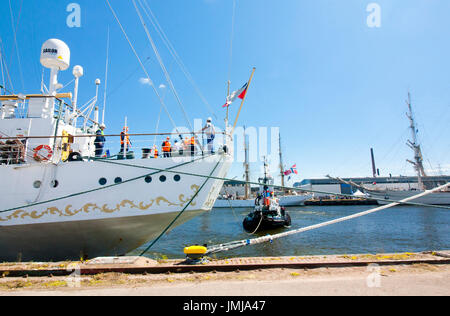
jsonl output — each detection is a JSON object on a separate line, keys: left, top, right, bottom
{"left": 0, "top": 155, "right": 213, "bottom": 215}
{"left": 138, "top": 157, "right": 223, "bottom": 256}
{"left": 205, "top": 181, "right": 450, "bottom": 255}
{"left": 89, "top": 159, "right": 450, "bottom": 210}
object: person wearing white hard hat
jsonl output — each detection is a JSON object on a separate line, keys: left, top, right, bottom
{"left": 94, "top": 124, "right": 106, "bottom": 157}
{"left": 201, "top": 117, "right": 216, "bottom": 154}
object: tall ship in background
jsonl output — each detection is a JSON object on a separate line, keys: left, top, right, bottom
{"left": 296, "top": 93, "right": 450, "bottom": 205}
{"left": 363, "top": 93, "right": 450, "bottom": 205}
{"left": 0, "top": 39, "right": 233, "bottom": 262}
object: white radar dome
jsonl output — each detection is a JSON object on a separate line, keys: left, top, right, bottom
{"left": 40, "top": 39, "right": 70, "bottom": 71}
{"left": 73, "top": 65, "right": 84, "bottom": 78}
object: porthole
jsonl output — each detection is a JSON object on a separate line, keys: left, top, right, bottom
{"left": 174, "top": 175, "right": 181, "bottom": 182}
{"left": 51, "top": 180, "right": 59, "bottom": 188}
{"left": 114, "top": 177, "right": 123, "bottom": 184}
{"left": 145, "top": 176, "right": 152, "bottom": 183}
{"left": 99, "top": 178, "right": 107, "bottom": 186}
{"left": 33, "top": 181, "right": 42, "bottom": 189}
{"left": 159, "top": 175, "right": 166, "bottom": 182}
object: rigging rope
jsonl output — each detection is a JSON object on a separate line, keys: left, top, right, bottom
{"left": 0, "top": 43, "right": 5, "bottom": 94}
{"left": 8, "top": 0, "right": 24, "bottom": 91}
{"left": 102, "top": 27, "right": 110, "bottom": 126}
{"left": 228, "top": 0, "right": 237, "bottom": 84}
{"left": 133, "top": 0, "right": 194, "bottom": 133}
{"left": 153, "top": 92, "right": 165, "bottom": 148}
{"left": 0, "top": 37, "right": 15, "bottom": 93}
{"left": 139, "top": 0, "right": 218, "bottom": 122}
{"left": 105, "top": 0, "right": 182, "bottom": 137}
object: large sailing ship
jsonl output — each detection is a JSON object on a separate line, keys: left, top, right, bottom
{"left": 364, "top": 93, "right": 450, "bottom": 205}
{"left": 0, "top": 37, "right": 233, "bottom": 262}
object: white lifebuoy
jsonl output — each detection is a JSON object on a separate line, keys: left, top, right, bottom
{"left": 34, "top": 145, "right": 53, "bottom": 162}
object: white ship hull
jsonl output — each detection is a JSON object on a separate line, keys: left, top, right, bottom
{"left": 0, "top": 155, "right": 231, "bottom": 261}
{"left": 367, "top": 190, "right": 450, "bottom": 206}
{"left": 214, "top": 194, "right": 311, "bottom": 208}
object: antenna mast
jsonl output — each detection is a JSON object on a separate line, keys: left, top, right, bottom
{"left": 0, "top": 43, "right": 5, "bottom": 95}
{"left": 102, "top": 27, "right": 110, "bottom": 125}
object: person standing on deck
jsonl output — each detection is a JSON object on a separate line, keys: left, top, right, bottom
{"left": 162, "top": 137, "right": 172, "bottom": 158}
{"left": 189, "top": 135, "right": 196, "bottom": 157}
{"left": 94, "top": 124, "right": 106, "bottom": 158}
{"left": 182, "top": 137, "right": 190, "bottom": 155}
{"left": 152, "top": 145, "right": 159, "bottom": 158}
{"left": 173, "top": 139, "right": 183, "bottom": 156}
{"left": 200, "top": 117, "right": 215, "bottom": 154}
{"left": 120, "top": 127, "right": 132, "bottom": 154}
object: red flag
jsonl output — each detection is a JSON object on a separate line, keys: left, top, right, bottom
{"left": 237, "top": 83, "right": 248, "bottom": 99}
{"left": 284, "top": 165, "right": 298, "bottom": 176}
{"left": 222, "top": 83, "right": 248, "bottom": 108}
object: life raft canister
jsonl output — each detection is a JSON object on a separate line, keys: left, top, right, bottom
{"left": 61, "top": 130, "right": 71, "bottom": 162}
{"left": 33, "top": 145, "right": 53, "bottom": 162}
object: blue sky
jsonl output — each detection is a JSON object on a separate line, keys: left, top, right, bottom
{"left": 1, "top": 0, "right": 449, "bottom": 183}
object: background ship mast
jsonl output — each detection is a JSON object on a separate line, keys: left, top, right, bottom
{"left": 279, "top": 132, "right": 285, "bottom": 189}
{"left": 243, "top": 126, "right": 250, "bottom": 199}
{"left": 405, "top": 92, "right": 427, "bottom": 190}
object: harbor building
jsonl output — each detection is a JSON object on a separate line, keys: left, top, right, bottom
{"left": 294, "top": 176, "right": 450, "bottom": 197}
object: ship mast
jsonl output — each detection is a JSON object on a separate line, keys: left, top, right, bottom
{"left": 263, "top": 157, "right": 269, "bottom": 185}
{"left": 405, "top": 92, "right": 427, "bottom": 190}
{"left": 278, "top": 132, "right": 285, "bottom": 189}
{"left": 243, "top": 126, "right": 250, "bottom": 199}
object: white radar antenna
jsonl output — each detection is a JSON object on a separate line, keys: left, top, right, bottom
{"left": 40, "top": 39, "right": 70, "bottom": 96}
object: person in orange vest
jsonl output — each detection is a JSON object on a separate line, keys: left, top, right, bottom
{"left": 152, "top": 145, "right": 159, "bottom": 158}
{"left": 161, "top": 137, "right": 172, "bottom": 158}
{"left": 183, "top": 137, "right": 190, "bottom": 153}
{"left": 120, "top": 127, "right": 132, "bottom": 154}
{"left": 263, "top": 186, "right": 271, "bottom": 207}
{"left": 189, "top": 135, "right": 196, "bottom": 157}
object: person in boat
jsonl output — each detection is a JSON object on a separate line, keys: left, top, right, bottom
{"left": 200, "top": 117, "right": 215, "bottom": 154}
{"left": 162, "top": 137, "right": 172, "bottom": 158}
{"left": 120, "top": 127, "right": 132, "bottom": 154}
{"left": 94, "top": 124, "right": 106, "bottom": 158}
{"left": 263, "top": 186, "right": 272, "bottom": 207}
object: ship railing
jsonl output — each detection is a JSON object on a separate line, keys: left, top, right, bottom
{"left": 0, "top": 94, "right": 100, "bottom": 128}
{"left": 90, "top": 132, "right": 231, "bottom": 160}
{"left": 0, "top": 139, "right": 27, "bottom": 165}
{"left": 0, "top": 131, "right": 232, "bottom": 164}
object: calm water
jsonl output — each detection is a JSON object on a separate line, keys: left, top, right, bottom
{"left": 129, "top": 205, "right": 450, "bottom": 259}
